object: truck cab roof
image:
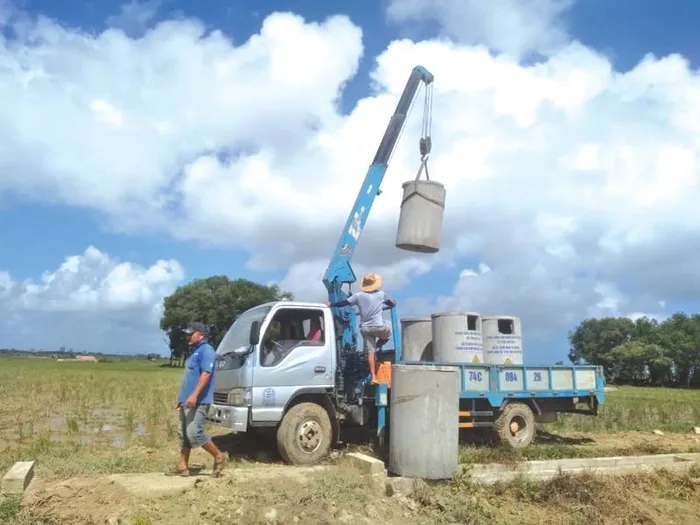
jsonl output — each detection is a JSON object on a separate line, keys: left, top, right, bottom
{"left": 255, "top": 300, "right": 328, "bottom": 310}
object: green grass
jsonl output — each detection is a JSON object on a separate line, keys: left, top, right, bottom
{"left": 2, "top": 355, "right": 700, "bottom": 478}
{"left": 0, "top": 356, "right": 183, "bottom": 477}
{"left": 1, "top": 357, "right": 700, "bottom": 525}
{"left": 550, "top": 386, "right": 700, "bottom": 433}
{"left": 457, "top": 385, "right": 700, "bottom": 464}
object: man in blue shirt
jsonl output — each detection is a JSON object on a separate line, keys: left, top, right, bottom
{"left": 168, "top": 321, "right": 228, "bottom": 477}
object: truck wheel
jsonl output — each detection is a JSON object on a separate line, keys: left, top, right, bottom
{"left": 493, "top": 402, "right": 536, "bottom": 450}
{"left": 276, "top": 402, "right": 332, "bottom": 465}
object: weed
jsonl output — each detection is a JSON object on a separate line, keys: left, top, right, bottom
{"left": 0, "top": 494, "right": 21, "bottom": 523}
{"left": 131, "top": 514, "right": 152, "bottom": 525}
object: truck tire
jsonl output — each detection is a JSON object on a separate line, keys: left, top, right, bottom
{"left": 276, "top": 402, "right": 332, "bottom": 465}
{"left": 493, "top": 402, "right": 536, "bottom": 450}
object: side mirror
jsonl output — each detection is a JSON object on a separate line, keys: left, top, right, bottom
{"left": 249, "top": 320, "right": 261, "bottom": 346}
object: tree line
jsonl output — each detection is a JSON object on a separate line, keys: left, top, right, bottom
{"left": 568, "top": 313, "right": 700, "bottom": 387}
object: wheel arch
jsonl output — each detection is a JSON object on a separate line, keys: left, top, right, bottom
{"left": 500, "top": 398, "right": 542, "bottom": 416}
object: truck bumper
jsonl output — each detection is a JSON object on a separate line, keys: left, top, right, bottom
{"left": 206, "top": 404, "right": 249, "bottom": 433}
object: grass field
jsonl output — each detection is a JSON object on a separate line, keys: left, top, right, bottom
{"left": 2, "top": 355, "right": 700, "bottom": 524}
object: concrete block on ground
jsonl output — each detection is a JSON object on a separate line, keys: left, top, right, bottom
{"left": 344, "top": 453, "right": 387, "bottom": 479}
{"left": 385, "top": 476, "right": 427, "bottom": 497}
{"left": 2, "top": 461, "right": 35, "bottom": 494}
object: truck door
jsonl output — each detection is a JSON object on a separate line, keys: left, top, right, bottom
{"left": 251, "top": 306, "right": 334, "bottom": 423}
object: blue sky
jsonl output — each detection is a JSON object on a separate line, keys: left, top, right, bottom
{"left": 2, "top": 0, "right": 700, "bottom": 362}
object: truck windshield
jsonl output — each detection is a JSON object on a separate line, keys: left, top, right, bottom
{"left": 216, "top": 305, "right": 272, "bottom": 356}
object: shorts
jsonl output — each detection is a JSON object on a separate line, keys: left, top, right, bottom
{"left": 361, "top": 324, "right": 391, "bottom": 353}
{"left": 178, "top": 404, "right": 211, "bottom": 448}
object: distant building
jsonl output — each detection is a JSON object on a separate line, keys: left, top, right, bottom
{"left": 75, "top": 355, "right": 98, "bottom": 362}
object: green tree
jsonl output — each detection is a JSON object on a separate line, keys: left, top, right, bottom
{"left": 160, "top": 276, "right": 293, "bottom": 365}
{"left": 605, "top": 341, "right": 671, "bottom": 384}
{"left": 656, "top": 313, "right": 700, "bottom": 386}
{"left": 567, "top": 317, "right": 636, "bottom": 366}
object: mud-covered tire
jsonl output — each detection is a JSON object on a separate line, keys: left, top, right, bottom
{"left": 493, "top": 402, "right": 536, "bottom": 450}
{"left": 276, "top": 402, "right": 332, "bottom": 465}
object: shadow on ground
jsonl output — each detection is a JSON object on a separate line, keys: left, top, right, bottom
{"left": 535, "top": 431, "right": 595, "bottom": 446}
{"left": 210, "top": 423, "right": 380, "bottom": 465}
{"left": 209, "top": 426, "right": 596, "bottom": 467}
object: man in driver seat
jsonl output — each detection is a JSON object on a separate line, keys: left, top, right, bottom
{"left": 326, "top": 272, "right": 395, "bottom": 384}
{"left": 261, "top": 321, "right": 297, "bottom": 366}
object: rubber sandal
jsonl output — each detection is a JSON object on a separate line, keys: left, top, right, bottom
{"left": 165, "top": 467, "right": 190, "bottom": 477}
{"left": 212, "top": 452, "right": 229, "bottom": 477}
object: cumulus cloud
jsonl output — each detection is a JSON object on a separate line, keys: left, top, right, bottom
{"left": 0, "top": 247, "right": 184, "bottom": 354}
{"left": 385, "top": 0, "right": 575, "bottom": 58}
{"left": 1, "top": 4, "right": 700, "bottom": 359}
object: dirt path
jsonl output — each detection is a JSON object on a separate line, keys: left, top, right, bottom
{"left": 5, "top": 430, "right": 700, "bottom": 524}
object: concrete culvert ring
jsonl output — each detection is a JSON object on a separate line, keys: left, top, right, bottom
{"left": 493, "top": 402, "right": 536, "bottom": 450}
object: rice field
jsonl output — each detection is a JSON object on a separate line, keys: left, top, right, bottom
{"left": 1, "top": 355, "right": 700, "bottom": 478}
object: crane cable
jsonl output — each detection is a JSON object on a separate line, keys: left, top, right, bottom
{"left": 416, "top": 82, "right": 433, "bottom": 181}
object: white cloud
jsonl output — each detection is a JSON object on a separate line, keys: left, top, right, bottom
{"left": 2, "top": 4, "right": 700, "bottom": 359}
{"left": 385, "top": 0, "right": 575, "bottom": 58}
{"left": 0, "top": 247, "right": 184, "bottom": 354}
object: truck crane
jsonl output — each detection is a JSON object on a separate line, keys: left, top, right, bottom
{"left": 206, "top": 65, "right": 606, "bottom": 467}
{"left": 322, "top": 65, "right": 434, "bottom": 431}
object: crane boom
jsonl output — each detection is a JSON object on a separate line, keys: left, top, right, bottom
{"left": 322, "top": 65, "right": 434, "bottom": 354}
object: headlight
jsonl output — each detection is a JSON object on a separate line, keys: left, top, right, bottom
{"left": 227, "top": 387, "right": 251, "bottom": 406}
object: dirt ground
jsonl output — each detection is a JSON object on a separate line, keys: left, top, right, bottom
{"left": 11, "top": 458, "right": 700, "bottom": 525}
{"left": 536, "top": 429, "right": 700, "bottom": 454}
{"left": 5, "top": 430, "right": 700, "bottom": 525}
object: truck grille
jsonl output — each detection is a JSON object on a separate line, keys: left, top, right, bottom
{"left": 213, "top": 392, "right": 228, "bottom": 405}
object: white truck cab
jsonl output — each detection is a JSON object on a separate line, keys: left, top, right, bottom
{"left": 206, "top": 301, "right": 341, "bottom": 464}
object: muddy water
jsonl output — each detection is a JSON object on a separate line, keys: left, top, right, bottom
{"left": 1, "top": 408, "right": 159, "bottom": 451}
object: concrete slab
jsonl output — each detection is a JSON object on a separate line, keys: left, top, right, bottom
{"left": 107, "top": 473, "right": 200, "bottom": 498}
{"left": 463, "top": 453, "right": 700, "bottom": 484}
{"left": 106, "top": 464, "right": 335, "bottom": 498}
{"left": 344, "top": 453, "right": 387, "bottom": 479}
{"left": 2, "top": 461, "right": 35, "bottom": 494}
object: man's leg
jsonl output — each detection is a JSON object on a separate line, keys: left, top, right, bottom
{"left": 171, "top": 406, "right": 191, "bottom": 475}
{"left": 186, "top": 404, "right": 229, "bottom": 477}
{"left": 361, "top": 328, "right": 380, "bottom": 383}
{"left": 367, "top": 350, "right": 379, "bottom": 383}
{"left": 376, "top": 325, "right": 391, "bottom": 351}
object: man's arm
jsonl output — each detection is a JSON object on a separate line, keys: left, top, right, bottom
{"left": 383, "top": 298, "right": 396, "bottom": 308}
{"left": 326, "top": 294, "right": 357, "bottom": 308}
{"left": 328, "top": 299, "right": 350, "bottom": 307}
{"left": 190, "top": 371, "right": 212, "bottom": 399}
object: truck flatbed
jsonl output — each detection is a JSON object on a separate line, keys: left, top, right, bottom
{"left": 373, "top": 360, "right": 606, "bottom": 451}
{"left": 397, "top": 361, "right": 606, "bottom": 405}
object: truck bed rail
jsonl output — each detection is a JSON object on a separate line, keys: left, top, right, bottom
{"left": 400, "top": 361, "right": 606, "bottom": 407}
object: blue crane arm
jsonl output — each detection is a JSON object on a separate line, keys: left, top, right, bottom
{"left": 322, "top": 65, "right": 434, "bottom": 352}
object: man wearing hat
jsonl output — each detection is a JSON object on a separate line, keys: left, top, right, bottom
{"left": 326, "top": 272, "right": 396, "bottom": 384}
{"left": 169, "top": 321, "right": 228, "bottom": 477}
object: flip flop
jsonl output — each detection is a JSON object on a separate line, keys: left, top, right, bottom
{"left": 164, "top": 466, "right": 190, "bottom": 477}
{"left": 212, "top": 452, "right": 229, "bottom": 477}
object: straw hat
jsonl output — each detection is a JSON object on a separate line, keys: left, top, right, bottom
{"left": 360, "top": 272, "right": 383, "bottom": 292}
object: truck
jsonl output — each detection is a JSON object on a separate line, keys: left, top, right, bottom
{"left": 205, "top": 65, "right": 607, "bottom": 466}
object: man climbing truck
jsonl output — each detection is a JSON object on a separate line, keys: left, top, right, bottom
{"left": 325, "top": 272, "right": 396, "bottom": 385}
{"left": 205, "top": 65, "right": 606, "bottom": 466}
